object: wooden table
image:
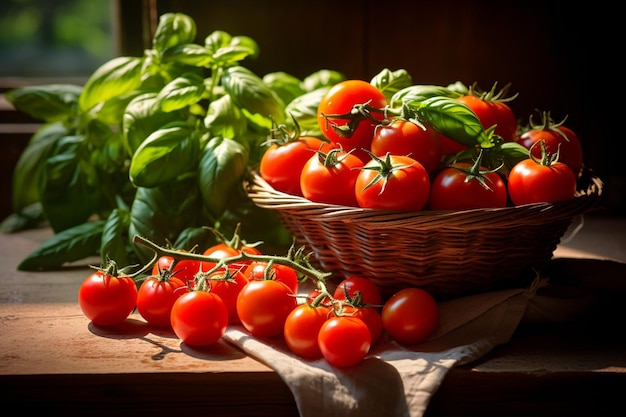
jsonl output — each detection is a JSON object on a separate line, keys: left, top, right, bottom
{"left": 1, "top": 217, "right": 625, "bottom": 416}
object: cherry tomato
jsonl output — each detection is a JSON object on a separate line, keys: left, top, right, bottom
{"left": 201, "top": 243, "right": 262, "bottom": 272}
{"left": 136, "top": 273, "right": 188, "bottom": 327}
{"left": 370, "top": 119, "right": 443, "bottom": 174}
{"left": 381, "top": 287, "right": 439, "bottom": 345}
{"left": 283, "top": 303, "right": 330, "bottom": 359}
{"left": 507, "top": 155, "right": 577, "bottom": 206}
{"left": 318, "top": 316, "right": 371, "bottom": 367}
{"left": 355, "top": 154, "right": 430, "bottom": 211}
{"left": 170, "top": 290, "right": 228, "bottom": 346}
{"left": 243, "top": 261, "right": 299, "bottom": 294}
{"left": 206, "top": 267, "right": 249, "bottom": 323}
{"left": 317, "top": 80, "right": 387, "bottom": 163}
{"left": 260, "top": 136, "right": 334, "bottom": 196}
{"left": 78, "top": 269, "right": 138, "bottom": 326}
{"left": 300, "top": 148, "right": 364, "bottom": 207}
{"left": 236, "top": 279, "right": 298, "bottom": 339}
{"left": 518, "top": 124, "right": 583, "bottom": 179}
{"left": 151, "top": 255, "right": 202, "bottom": 286}
{"left": 440, "top": 134, "right": 468, "bottom": 156}
{"left": 457, "top": 93, "right": 517, "bottom": 142}
{"left": 332, "top": 276, "right": 383, "bottom": 307}
{"left": 330, "top": 305, "right": 383, "bottom": 348}
{"left": 429, "top": 161, "right": 508, "bottom": 210}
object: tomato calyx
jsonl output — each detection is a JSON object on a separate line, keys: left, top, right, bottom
{"left": 319, "top": 102, "right": 387, "bottom": 139}
{"left": 526, "top": 110, "right": 572, "bottom": 143}
{"left": 467, "top": 81, "right": 518, "bottom": 103}
{"left": 357, "top": 151, "right": 417, "bottom": 194}
{"left": 450, "top": 150, "right": 504, "bottom": 192}
{"left": 313, "top": 146, "right": 357, "bottom": 168}
{"left": 528, "top": 139, "right": 563, "bottom": 167}
{"left": 204, "top": 222, "right": 262, "bottom": 253}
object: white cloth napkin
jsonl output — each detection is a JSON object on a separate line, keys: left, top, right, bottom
{"left": 222, "top": 277, "right": 550, "bottom": 417}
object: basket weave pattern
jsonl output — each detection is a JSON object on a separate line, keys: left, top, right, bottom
{"left": 246, "top": 170, "right": 603, "bottom": 298}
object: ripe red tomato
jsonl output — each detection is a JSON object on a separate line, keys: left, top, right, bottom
{"left": 236, "top": 279, "right": 298, "bottom": 338}
{"left": 136, "top": 274, "right": 188, "bottom": 327}
{"left": 152, "top": 255, "right": 201, "bottom": 286}
{"left": 242, "top": 261, "right": 299, "bottom": 294}
{"left": 318, "top": 316, "right": 371, "bottom": 367}
{"left": 330, "top": 305, "right": 383, "bottom": 348}
{"left": 457, "top": 94, "right": 517, "bottom": 142}
{"left": 355, "top": 154, "right": 430, "bottom": 211}
{"left": 206, "top": 267, "right": 249, "bottom": 323}
{"left": 440, "top": 134, "right": 468, "bottom": 156}
{"left": 78, "top": 269, "right": 138, "bottom": 326}
{"left": 317, "top": 80, "right": 387, "bottom": 162}
{"left": 170, "top": 290, "right": 228, "bottom": 346}
{"left": 381, "top": 287, "right": 439, "bottom": 345}
{"left": 260, "top": 136, "right": 334, "bottom": 196}
{"left": 333, "top": 276, "right": 383, "bottom": 307}
{"left": 283, "top": 303, "right": 330, "bottom": 359}
{"left": 507, "top": 157, "right": 577, "bottom": 205}
{"left": 201, "top": 243, "right": 262, "bottom": 272}
{"left": 518, "top": 125, "right": 583, "bottom": 179}
{"left": 370, "top": 119, "right": 443, "bottom": 174}
{"left": 429, "top": 161, "right": 508, "bottom": 210}
{"left": 300, "top": 148, "right": 364, "bottom": 206}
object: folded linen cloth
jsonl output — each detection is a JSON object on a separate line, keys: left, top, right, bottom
{"left": 222, "top": 276, "right": 553, "bottom": 417}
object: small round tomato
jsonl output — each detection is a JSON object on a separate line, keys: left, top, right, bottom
{"left": 457, "top": 87, "right": 518, "bottom": 142}
{"left": 507, "top": 155, "right": 577, "bottom": 206}
{"left": 518, "top": 124, "right": 583, "bottom": 179}
{"left": 284, "top": 303, "right": 330, "bottom": 359}
{"left": 370, "top": 119, "right": 443, "bottom": 174}
{"left": 382, "top": 287, "right": 439, "bottom": 345}
{"left": 242, "top": 261, "right": 299, "bottom": 294}
{"left": 440, "top": 134, "right": 468, "bottom": 156}
{"left": 318, "top": 316, "right": 371, "bottom": 367}
{"left": 151, "top": 255, "right": 202, "bottom": 286}
{"left": 429, "top": 161, "right": 508, "bottom": 210}
{"left": 201, "top": 242, "right": 262, "bottom": 272}
{"left": 330, "top": 305, "right": 383, "bottom": 348}
{"left": 78, "top": 268, "right": 138, "bottom": 327}
{"left": 170, "top": 290, "right": 228, "bottom": 346}
{"left": 136, "top": 273, "right": 188, "bottom": 327}
{"left": 317, "top": 79, "right": 387, "bottom": 163}
{"left": 236, "top": 279, "right": 298, "bottom": 339}
{"left": 355, "top": 154, "right": 430, "bottom": 211}
{"left": 206, "top": 267, "right": 249, "bottom": 323}
{"left": 300, "top": 148, "right": 364, "bottom": 207}
{"left": 333, "top": 276, "right": 382, "bottom": 307}
{"left": 260, "top": 136, "right": 334, "bottom": 196}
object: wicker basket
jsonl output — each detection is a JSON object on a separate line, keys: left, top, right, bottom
{"left": 245, "top": 169, "right": 604, "bottom": 298}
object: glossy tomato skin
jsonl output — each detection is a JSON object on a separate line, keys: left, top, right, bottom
{"left": 78, "top": 271, "right": 138, "bottom": 326}
{"left": 136, "top": 275, "right": 188, "bottom": 327}
{"left": 236, "top": 279, "right": 298, "bottom": 339}
{"left": 330, "top": 305, "right": 383, "bottom": 348}
{"left": 457, "top": 95, "right": 517, "bottom": 142}
{"left": 152, "top": 255, "right": 201, "bottom": 286}
{"left": 284, "top": 303, "right": 330, "bottom": 359}
{"left": 381, "top": 287, "right": 439, "bottom": 345}
{"left": 507, "top": 158, "right": 577, "bottom": 205}
{"left": 243, "top": 261, "right": 299, "bottom": 294}
{"left": 355, "top": 154, "right": 430, "bottom": 211}
{"left": 370, "top": 119, "right": 443, "bottom": 174}
{"left": 207, "top": 267, "right": 249, "bottom": 324}
{"left": 260, "top": 136, "right": 334, "bottom": 196}
{"left": 170, "top": 290, "right": 228, "bottom": 346}
{"left": 300, "top": 149, "right": 364, "bottom": 206}
{"left": 517, "top": 126, "right": 583, "bottom": 178}
{"left": 429, "top": 162, "right": 508, "bottom": 210}
{"left": 318, "top": 316, "right": 371, "bottom": 367}
{"left": 317, "top": 80, "right": 387, "bottom": 163}
{"left": 201, "top": 243, "right": 262, "bottom": 272}
{"left": 333, "top": 276, "right": 383, "bottom": 307}
{"left": 440, "top": 134, "right": 468, "bottom": 156}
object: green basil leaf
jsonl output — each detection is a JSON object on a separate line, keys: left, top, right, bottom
{"left": 213, "top": 45, "right": 258, "bottom": 67}
{"left": 129, "top": 177, "right": 203, "bottom": 263}
{"left": 5, "top": 84, "right": 82, "bottom": 123}
{"left": 152, "top": 12, "right": 197, "bottom": 53}
{"left": 391, "top": 84, "right": 463, "bottom": 108}
{"left": 100, "top": 208, "right": 135, "bottom": 267}
{"left": 417, "top": 96, "right": 490, "bottom": 147}
{"left": 301, "top": 69, "right": 346, "bottom": 92}
{"left": 78, "top": 56, "right": 143, "bottom": 112}
{"left": 204, "top": 94, "right": 247, "bottom": 139}
{"left": 156, "top": 73, "right": 206, "bottom": 113}
{"left": 263, "top": 71, "right": 306, "bottom": 106}
{"left": 95, "top": 90, "right": 144, "bottom": 125}
{"left": 199, "top": 136, "right": 249, "bottom": 219}
{"left": 122, "top": 92, "right": 181, "bottom": 153}
{"left": 11, "top": 122, "right": 68, "bottom": 212}
{"left": 17, "top": 220, "right": 104, "bottom": 271}
{"left": 129, "top": 122, "right": 199, "bottom": 188}
{"left": 204, "top": 30, "right": 233, "bottom": 54}
{"left": 162, "top": 43, "right": 212, "bottom": 67}
{"left": 221, "top": 66, "right": 285, "bottom": 124}
{"left": 370, "top": 68, "right": 413, "bottom": 102}
{"left": 284, "top": 87, "right": 329, "bottom": 137}
{"left": 173, "top": 226, "right": 215, "bottom": 252}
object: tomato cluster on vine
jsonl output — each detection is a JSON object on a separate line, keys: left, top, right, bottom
{"left": 77, "top": 229, "right": 440, "bottom": 368}
{"left": 260, "top": 79, "right": 584, "bottom": 211}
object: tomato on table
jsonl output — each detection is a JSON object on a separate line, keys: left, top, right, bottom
{"left": 170, "top": 290, "right": 229, "bottom": 346}
{"left": 381, "top": 287, "right": 439, "bottom": 345}
{"left": 330, "top": 304, "right": 383, "bottom": 348}
{"left": 136, "top": 272, "right": 188, "bottom": 327}
{"left": 201, "top": 242, "right": 262, "bottom": 272}
{"left": 318, "top": 316, "right": 371, "bottom": 367}
{"left": 317, "top": 79, "right": 387, "bottom": 163}
{"left": 243, "top": 260, "right": 299, "bottom": 294}
{"left": 284, "top": 303, "right": 331, "bottom": 359}
{"left": 206, "top": 267, "right": 249, "bottom": 324}
{"left": 152, "top": 255, "right": 202, "bottom": 286}
{"left": 333, "top": 276, "right": 383, "bottom": 307}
